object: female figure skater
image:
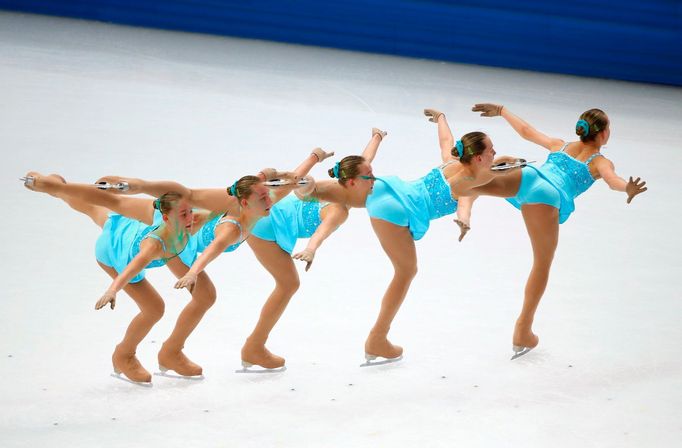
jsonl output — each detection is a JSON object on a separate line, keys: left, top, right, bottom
{"left": 458, "top": 104, "right": 647, "bottom": 358}
{"left": 299, "top": 123, "right": 474, "bottom": 365}
{"left": 244, "top": 150, "right": 347, "bottom": 370}
{"left": 22, "top": 173, "right": 216, "bottom": 384}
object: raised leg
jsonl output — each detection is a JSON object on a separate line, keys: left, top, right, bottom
{"left": 24, "top": 172, "right": 154, "bottom": 224}
{"left": 472, "top": 170, "right": 523, "bottom": 198}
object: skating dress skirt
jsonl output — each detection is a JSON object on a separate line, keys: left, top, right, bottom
{"left": 95, "top": 210, "right": 194, "bottom": 283}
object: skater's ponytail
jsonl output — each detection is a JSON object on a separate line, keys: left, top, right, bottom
{"left": 227, "top": 175, "right": 262, "bottom": 199}
{"left": 153, "top": 191, "right": 183, "bottom": 214}
{"left": 328, "top": 155, "right": 365, "bottom": 186}
{"left": 453, "top": 132, "right": 488, "bottom": 164}
{"left": 576, "top": 109, "right": 608, "bottom": 142}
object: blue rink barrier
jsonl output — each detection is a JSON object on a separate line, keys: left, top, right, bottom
{"left": 0, "top": 0, "right": 680, "bottom": 86}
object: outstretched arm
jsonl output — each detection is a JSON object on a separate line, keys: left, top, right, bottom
{"left": 424, "top": 109, "right": 455, "bottom": 163}
{"left": 95, "top": 240, "right": 161, "bottom": 310}
{"left": 174, "top": 223, "right": 239, "bottom": 292}
{"left": 454, "top": 195, "right": 477, "bottom": 242}
{"left": 472, "top": 104, "right": 564, "bottom": 151}
{"left": 361, "top": 128, "right": 386, "bottom": 163}
{"left": 292, "top": 204, "right": 349, "bottom": 271}
{"left": 596, "top": 159, "right": 647, "bottom": 203}
{"left": 293, "top": 148, "right": 335, "bottom": 178}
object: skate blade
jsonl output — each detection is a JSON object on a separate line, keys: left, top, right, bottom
{"left": 20, "top": 176, "right": 35, "bottom": 187}
{"left": 153, "top": 371, "right": 204, "bottom": 381}
{"left": 263, "top": 179, "right": 310, "bottom": 187}
{"left": 110, "top": 372, "right": 153, "bottom": 387}
{"left": 510, "top": 346, "right": 534, "bottom": 360}
{"left": 95, "top": 181, "right": 129, "bottom": 191}
{"left": 360, "top": 354, "right": 403, "bottom": 368}
{"left": 235, "top": 361, "right": 287, "bottom": 374}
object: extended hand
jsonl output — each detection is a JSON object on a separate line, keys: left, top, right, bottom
{"left": 372, "top": 127, "right": 388, "bottom": 140}
{"left": 423, "top": 109, "right": 444, "bottom": 123}
{"left": 95, "top": 291, "right": 116, "bottom": 310}
{"left": 312, "top": 148, "right": 335, "bottom": 163}
{"left": 626, "top": 176, "right": 647, "bottom": 204}
{"left": 454, "top": 219, "right": 471, "bottom": 242}
{"left": 292, "top": 249, "right": 315, "bottom": 271}
{"left": 472, "top": 103, "right": 504, "bottom": 117}
{"left": 174, "top": 272, "right": 198, "bottom": 293}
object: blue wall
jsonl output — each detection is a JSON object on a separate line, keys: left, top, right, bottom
{"left": 1, "top": 0, "right": 680, "bottom": 85}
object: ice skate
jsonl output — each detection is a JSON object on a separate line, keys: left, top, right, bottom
{"left": 20, "top": 176, "right": 35, "bottom": 188}
{"left": 95, "top": 181, "right": 130, "bottom": 192}
{"left": 360, "top": 352, "right": 403, "bottom": 367}
{"left": 111, "top": 345, "right": 152, "bottom": 386}
{"left": 236, "top": 345, "right": 286, "bottom": 373}
{"left": 235, "top": 359, "right": 287, "bottom": 374}
{"left": 263, "top": 178, "right": 310, "bottom": 187}
{"left": 362, "top": 336, "right": 403, "bottom": 367}
{"left": 491, "top": 159, "right": 534, "bottom": 171}
{"left": 511, "top": 328, "right": 539, "bottom": 360}
{"left": 155, "top": 345, "right": 204, "bottom": 380}
{"left": 510, "top": 345, "right": 534, "bottom": 360}
{"left": 20, "top": 172, "right": 63, "bottom": 194}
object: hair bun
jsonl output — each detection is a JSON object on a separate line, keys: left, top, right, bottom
{"left": 576, "top": 119, "right": 590, "bottom": 137}
{"left": 328, "top": 167, "right": 336, "bottom": 178}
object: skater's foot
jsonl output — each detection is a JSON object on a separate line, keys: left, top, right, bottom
{"left": 365, "top": 333, "right": 403, "bottom": 359}
{"left": 22, "top": 172, "right": 64, "bottom": 195}
{"left": 157, "top": 344, "right": 203, "bottom": 377}
{"left": 513, "top": 321, "right": 539, "bottom": 350}
{"left": 241, "top": 340, "right": 285, "bottom": 369}
{"left": 112, "top": 344, "right": 152, "bottom": 383}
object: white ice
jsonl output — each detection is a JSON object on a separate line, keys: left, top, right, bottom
{"left": 1, "top": 11, "right": 681, "bottom": 448}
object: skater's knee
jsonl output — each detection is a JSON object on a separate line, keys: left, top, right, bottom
{"left": 531, "top": 254, "right": 555, "bottom": 270}
{"left": 276, "top": 275, "right": 300, "bottom": 295}
{"left": 394, "top": 262, "right": 417, "bottom": 280}
{"left": 195, "top": 289, "right": 217, "bottom": 309}
{"left": 144, "top": 301, "right": 165, "bottom": 322}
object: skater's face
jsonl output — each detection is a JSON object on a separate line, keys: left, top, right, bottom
{"left": 243, "top": 183, "right": 273, "bottom": 216}
{"left": 164, "top": 200, "right": 194, "bottom": 232}
{"left": 477, "top": 137, "right": 495, "bottom": 166}
{"left": 350, "top": 162, "right": 375, "bottom": 193}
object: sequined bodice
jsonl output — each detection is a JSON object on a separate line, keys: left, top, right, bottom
{"left": 130, "top": 226, "right": 184, "bottom": 268}
{"left": 197, "top": 215, "right": 244, "bottom": 253}
{"left": 297, "top": 199, "right": 323, "bottom": 238}
{"left": 419, "top": 167, "right": 458, "bottom": 219}
{"left": 541, "top": 150, "right": 599, "bottom": 200}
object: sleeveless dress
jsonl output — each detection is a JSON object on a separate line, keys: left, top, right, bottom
{"left": 366, "top": 164, "right": 458, "bottom": 241}
{"left": 506, "top": 143, "right": 602, "bottom": 223}
{"left": 95, "top": 210, "right": 192, "bottom": 283}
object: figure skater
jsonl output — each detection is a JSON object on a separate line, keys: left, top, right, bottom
{"left": 299, "top": 123, "right": 474, "bottom": 366}
{"left": 22, "top": 173, "right": 214, "bottom": 384}
{"left": 452, "top": 104, "right": 648, "bottom": 358}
